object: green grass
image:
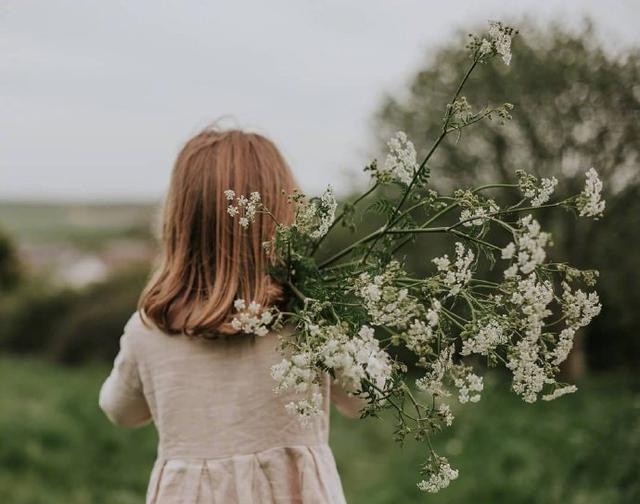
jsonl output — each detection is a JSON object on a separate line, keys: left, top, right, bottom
{"left": 1, "top": 355, "right": 638, "bottom": 504}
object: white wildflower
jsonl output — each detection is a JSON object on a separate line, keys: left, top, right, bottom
{"left": 354, "top": 260, "right": 421, "bottom": 329}
{"left": 319, "top": 324, "right": 393, "bottom": 396}
{"left": 404, "top": 300, "right": 441, "bottom": 355}
{"left": 502, "top": 215, "right": 551, "bottom": 277}
{"left": 577, "top": 167, "right": 605, "bottom": 218}
{"left": 437, "top": 403, "right": 454, "bottom": 426}
{"left": 488, "top": 21, "right": 514, "bottom": 65}
{"left": 417, "top": 455, "right": 459, "bottom": 493}
{"left": 519, "top": 175, "right": 558, "bottom": 207}
{"left": 415, "top": 345, "right": 454, "bottom": 397}
{"left": 379, "top": 131, "right": 419, "bottom": 185}
{"left": 225, "top": 189, "right": 262, "bottom": 228}
{"left": 432, "top": 242, "right": 474, "bottom": 296}
{"left": 507, "top": 339, "right": 546, "bottom": 403}
{"left": 454, "top": 371, "right": 483, "bottom": 404}
{"left": 510, "top": 275, "right": 554, "bottom": 341}
{"left": 542, "top": 384, "right": 577, "bottom": 401}
{"left": 461, "top": 319, "right": 507, "bottom": 356}
{"left": 460, "top": 199, "right": 500, "bottom": 227}
{"left": 284, "top": 390, "right": 323, "bottom": 426}
{"left": 294, "top": 185, "right": 338, "bottom": 239}
{"left": 562, "top": 286, "right": 602, "bottom": 328}
{"left": 231, "top": 298, "right": 276, "bottom": 336}
{"left": 550, "top": 327, "right": 576, "bottom": 366}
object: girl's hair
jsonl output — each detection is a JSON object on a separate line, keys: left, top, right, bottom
{"left": 138, "top": 126, "right": 299, "bottom": 337}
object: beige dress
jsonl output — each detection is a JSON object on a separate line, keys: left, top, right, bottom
{"left": 98, "top": 311, "right": 364, "bottom": 504}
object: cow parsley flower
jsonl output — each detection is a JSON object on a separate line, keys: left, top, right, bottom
{"left": 507, "top": 338, "right": 548, "bottom": 403}
{"left": 417, "top": 455, "right": 459, "bottom": 493}
{"left": 488, "top": 21, "right": 514, "bottom": 65}
{"left": 294, "top": 185, "right": 338, "bottom": 239}
{"left": 375, "top": 131, "right": 419, "bottom": 185}
{"left": 437, "top": 403, "right": 454, "bottom": 426}
{"left": 461, "top": 319, "right": 507, "bottom": 356}
{"left": 415, "top": 345, "right": 454, "bottom": 397}
{"left": 354, "top": 260, "right": 421, "bottom": 328}
{"left": 404, "top": 300, "right": 441, "bottom": 355}
{"left": 577, "top": 167, "right": 605, "bottom": 218}
{"left": 542, "top": 384, "right": 577, "bottom": 401}
{"left": 459, "top": 199, "right": 500, "bottom": 227}
{"left": 517, "top": 171, "right": 559, "bottom": 206}
{"left": 561, "top": 286, "right": 602, "bottom": 328}
{"left": 319, "top": 324, "right": 393, "bottom": 396}
{"left": 230, "top": 298, "right": 275, "bottom": 336}
{"left": 226, "top": 190, "right": 262, "bottom": 228}
{"left": 502, "top": 215, "right": 551, "bottom": 277}
{"left": 432, "top": 242, "right": 475, "bottom": 296}
{"left": 510, "top": 275, "right": 554, "bottom": 341}
{"left": 550, "top": 328, "right": 576, "bottom": 366}
{"left": 284, "top": 390, "right": 324, "bottom": 426}
{"left": 448, "top": 97, "right": 475, "bottom": 129}
{"left": 454, "top": 371, "right": 483, "bottom": 404}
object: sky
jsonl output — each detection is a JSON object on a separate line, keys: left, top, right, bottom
{"left": 2, "top": 0, "right": 639, "bottom": 202}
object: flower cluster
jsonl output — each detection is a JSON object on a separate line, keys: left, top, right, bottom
{"left": 293, "top": 185, "right": 338, "bottom": 239}
{"left": 501, "top": 215, "right": 551, "bottom": 278}
{"left": 577, "top": 167, "right": 605, "bottom": 218}
{"left": 516, "top": 170, "right": 559, "bottom": 206}
{"left": 230, "top": 298, "right": 276, "bottom": 336}
{"left": 417, "top": 455, "right": 459, "bottom": 493}
{"left": 460, "top": 199, "right": 500, "bottom": 227}
{"left": 447, "top": 97, "right": 475, "bottom": 129}
{"left": 371, "top": 131, "right": 419, "bottom": 185}
{"left": 415, "top": 345, "right": 454, "bottom": 397}
{"left": 319, "top": 324, "right": 393, "bottom": 394}
{"left": 461, "top": 318, "right": 507, "bottom": 356}
{"left": 271, "top": 322, "right": 393, "bottom": 425}
{"left": 548, "top": 284, "right": 602, "bottom": 366}
{"left": 225, "top": 190, "right": 262, "bottom": 228}
{"left": 354, "top": 260, "right": 421, "bottom": 328}
{"left": 475, "top": 21, "right": 516, "bottom": 65}
{"left": 402, "top": 300, "right": 441, "bottom": 356}
{"left": 432, "top": 242, "right": 475, "bottom": 296}
{"left": 454, "top": 371, "right": 484, "bottom": 404}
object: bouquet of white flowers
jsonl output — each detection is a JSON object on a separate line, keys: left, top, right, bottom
{"left": 226, "top": 21, "right": 604, "bottom": 493}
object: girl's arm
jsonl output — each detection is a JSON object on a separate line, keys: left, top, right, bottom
{"left": 330, "top": 380, "right": 368, "bottom": 419}
{"left": 99, "top": 322, "right": 152, "bottom": 428}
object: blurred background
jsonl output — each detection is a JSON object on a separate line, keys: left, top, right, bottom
{"left": 1, "top": 1, "right": 639, "bottom": 503}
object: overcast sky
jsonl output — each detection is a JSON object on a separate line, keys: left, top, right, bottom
{"left": 2, "top": 0, "right": 639, "bottom": 202}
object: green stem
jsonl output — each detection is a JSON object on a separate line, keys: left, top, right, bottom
{"left": 360, "top": 60, "right": 479, "bottom": 265}
{"left": 318, "top": 226, "right": 385, "bottom": 269}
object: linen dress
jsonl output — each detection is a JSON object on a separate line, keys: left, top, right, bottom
{"left": 98, "top": 311, "right": 364, "bottom": 504}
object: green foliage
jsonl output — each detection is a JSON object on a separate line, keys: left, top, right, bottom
{"left": 0, "top": 264, "right": 150, "bottom": 363}
{"left": 1, "top": 356, "right": 637, "bottom": 504}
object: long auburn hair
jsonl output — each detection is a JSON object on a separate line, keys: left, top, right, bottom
{"left": 138, "top": 126, "right": 299, "bottom": 337}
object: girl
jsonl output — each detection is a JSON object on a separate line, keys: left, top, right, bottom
{"left": 98, "top": 127, "right": 365, "bottom": 504}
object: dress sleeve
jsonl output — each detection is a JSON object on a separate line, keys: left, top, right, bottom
{"left": 98, "top": 317, "right": 152, "bottom": 428}
{"left": 329, "top": 379, "right": 369, "bottom": 419}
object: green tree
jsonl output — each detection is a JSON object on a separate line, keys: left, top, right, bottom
{"left": 374, "top": 20, "right": 640, "bottom": 374}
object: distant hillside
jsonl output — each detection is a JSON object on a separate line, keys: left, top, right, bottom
{"left": 0, "top": 201, "right": 158, "bottom": 250}
{"left": 0, "top": 201, "right": 159, "bottom": 287}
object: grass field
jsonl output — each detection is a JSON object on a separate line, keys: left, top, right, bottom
{"left": 1, "top": 355, "right": 638, "bottom": 504}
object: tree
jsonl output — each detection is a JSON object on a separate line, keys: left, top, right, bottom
{"left": 374, "top": 20, "right": 640, "bottom": 374}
